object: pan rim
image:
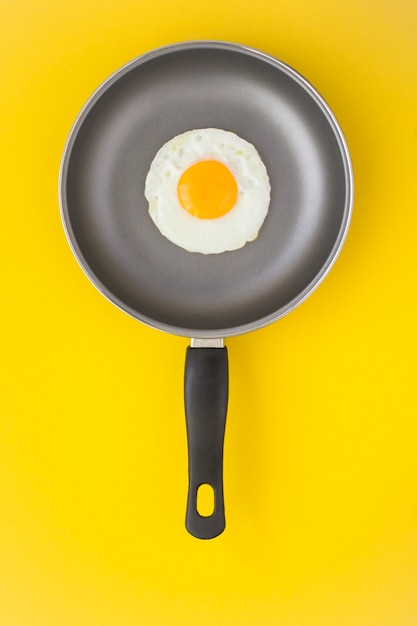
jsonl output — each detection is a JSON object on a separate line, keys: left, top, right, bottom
{"left": 59, "top": 40, "right": 353, "bottom": 339}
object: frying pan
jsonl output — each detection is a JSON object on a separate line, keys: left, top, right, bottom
{"left": 59, "top": 41, "right": 353, "bottom": 540}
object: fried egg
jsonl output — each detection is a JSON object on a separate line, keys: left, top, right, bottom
{"left": 144, "top": 128, "right": 271, "bottom": 254}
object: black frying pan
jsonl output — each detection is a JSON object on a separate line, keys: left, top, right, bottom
{"left": 59, "top": 41, "right": 353, "bottom": 540}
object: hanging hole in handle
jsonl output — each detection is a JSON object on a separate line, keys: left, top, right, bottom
{"left": 196, "top": 483, "right": 215, "bottom": 517}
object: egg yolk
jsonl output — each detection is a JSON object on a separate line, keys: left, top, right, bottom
{"left": 177, "top": 160, "right": 238, "bottom": 219}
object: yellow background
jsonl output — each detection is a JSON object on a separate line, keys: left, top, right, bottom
{"left": 1, "top": 0, "right": 417, "bottom": 624}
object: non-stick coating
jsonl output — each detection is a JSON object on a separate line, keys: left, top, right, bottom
{"left": 60, "top": 42, "right": 352, "bottom": 338}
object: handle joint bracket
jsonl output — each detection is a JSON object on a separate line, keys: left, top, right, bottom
{"left": 190, "top": 338, "right": 224, "bottom": 348}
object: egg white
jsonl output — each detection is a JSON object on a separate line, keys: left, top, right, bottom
{"left": 144, "top": 128, "right": 271, "bottom": 254}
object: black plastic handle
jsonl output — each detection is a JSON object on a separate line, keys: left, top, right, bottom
{"left": 184, "top": 346, "right": 228, "bottom": 539}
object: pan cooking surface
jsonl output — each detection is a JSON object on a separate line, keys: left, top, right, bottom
{"left": 60, "top": 42, "right": 352, "bottom": 336}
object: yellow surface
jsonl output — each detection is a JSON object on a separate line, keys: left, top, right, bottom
{"left": 1, "top": 1, "right": 417, "bottom": 624}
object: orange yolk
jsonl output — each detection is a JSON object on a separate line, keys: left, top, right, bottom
{"left": 177, "top": 160, "right": 238, "bottom": 219}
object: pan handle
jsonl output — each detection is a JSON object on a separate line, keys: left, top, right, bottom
{"left": 184, "top": 343, "right": 228, "bottom": 539}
